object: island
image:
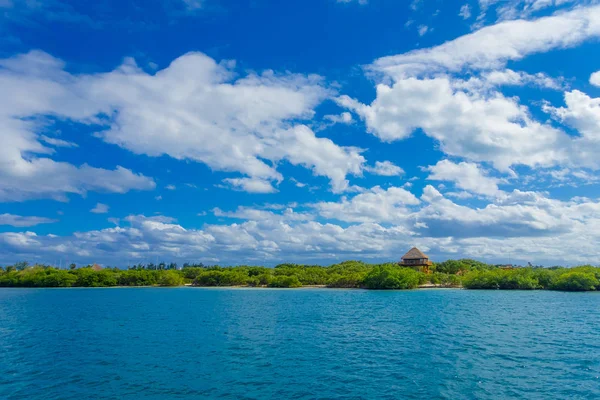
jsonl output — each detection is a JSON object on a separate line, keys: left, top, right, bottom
{"left": 1, "top": 247, "right": 599, "bottom": 292}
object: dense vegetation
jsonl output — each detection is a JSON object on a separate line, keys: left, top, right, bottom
{"left": 1, "top": 259, "right": 599, "bottom": 291}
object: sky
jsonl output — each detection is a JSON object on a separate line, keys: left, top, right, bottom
{"left": 1, "top": 0, "right": 600, "bottom": 267}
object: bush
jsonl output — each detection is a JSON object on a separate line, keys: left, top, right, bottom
{"left": 194, "top": 269, "right": 249, "bottom": 286}
{"left": 362, "top": 266, "right": 421, "bottom": 290}
{"left": 267, "top": 275, "right": 302, "bottom": 288}
{"left": 158, "top": 270, "right": 184, "bottom": 286}
{"left": 550, "top": 272, "right": 599, "bottom": 292}
{"left": 73, "top": 268, "right": 117, "bottom": 287}
{"left": 42, "top": 270, "right": 77, "bottom": 287}
{"left": 327, "top": 272, "right": 365, "bottom": 288}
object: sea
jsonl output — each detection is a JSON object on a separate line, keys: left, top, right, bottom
{"left": 0, "top": 287, "right": 598, "bottom": 399}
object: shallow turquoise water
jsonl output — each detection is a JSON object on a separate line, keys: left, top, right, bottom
{"left": 0, "top": 288, "right": 599, "bottom": 399}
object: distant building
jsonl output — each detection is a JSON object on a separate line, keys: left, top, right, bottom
{"left": 400, "top": 247, "right": 433, "bottom": 273}
{"left": 91, "top": 263, "right": 103, "bottom": 271}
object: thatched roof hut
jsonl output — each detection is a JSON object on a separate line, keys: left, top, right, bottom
{"left": 401, "top": 247, "right": 429, "bottom": 261}
{"left": 400, "top": 247, "right": 433, "bottom": 273}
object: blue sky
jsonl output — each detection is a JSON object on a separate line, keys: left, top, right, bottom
{"left": 2, "top": 0, "right": 600, "bottom": 267}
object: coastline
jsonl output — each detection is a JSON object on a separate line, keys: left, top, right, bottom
{"left": 0, "top": 284, "right": 462, "bottom": 290}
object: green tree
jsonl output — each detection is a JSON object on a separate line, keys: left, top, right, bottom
{"left": 551, "top": 272, "right": 598, "bottom": 291}
{"left": 362, "top": 266, "right": 421, "bottom": 290}
{"left": 158, "top": 270, "right": 184, "bottom": 286}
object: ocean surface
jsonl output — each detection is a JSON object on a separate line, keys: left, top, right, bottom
{"left": 0, "top": 288, "right": 598, "bottom": 399}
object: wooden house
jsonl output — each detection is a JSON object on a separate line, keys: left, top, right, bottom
{"left": 400, "top": 247, "right": 433, "bottom": 273}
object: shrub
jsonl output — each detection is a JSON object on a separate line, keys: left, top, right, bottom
{"left": 362, "top": 266, "right": 421, "bottom": 290}
{"left": 267, "top": 275, "right": 302, "bottom": 288}
{"left": 158, "top": 270, "right": 184, "bottom": 286}
{"left": 327, "top": 272, "right": 364, "bottom": 288}
{"left": 550, "top": 272, "right": 598, "bottom": 292}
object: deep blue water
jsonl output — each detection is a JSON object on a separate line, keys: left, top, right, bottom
{"left": 0, "top": 288, "right": 599, "bottom": 399}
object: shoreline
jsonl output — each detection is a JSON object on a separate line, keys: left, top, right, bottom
{"left": 0, "top": 284, "right": 462, "bottom": 290}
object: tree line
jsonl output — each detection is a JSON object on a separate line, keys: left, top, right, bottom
{"left": 0, "top": 259, "right": 599, "bottom": 291}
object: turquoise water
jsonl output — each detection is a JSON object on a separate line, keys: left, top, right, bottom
{"left": 0, "top": 288, "right": 599, "bottom": 399}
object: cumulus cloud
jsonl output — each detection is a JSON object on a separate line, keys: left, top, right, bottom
{"left": 5, "top": 186, "right": 600, "bottom": 265}
{"left": 365, "top": 161, "right": 404, "bottom": 176}
{"left": 0, "top": 213, "right": 57, "bottom": 227}
{"left": 338, "top": 4, "right": 600, "bottom": 176}
{"left": 0, "top": 51, "right": 155, "bottom": 202}
{"left": 590, "top": 70, "right": 600, "bottom": 87}
{"left": 90, "top": 203, "right": 109, "bottom": 214}
{"left": 312, "top": 186, "right": 419, "bottom": 223}
{"left": 0, "top": 51, "right": 365, "bottom": 194}
{"left": 338, "top": 77, "right": 568, "bottom": 171}
{"left": 426, "top": 160, "right": 503, "bottom": 197}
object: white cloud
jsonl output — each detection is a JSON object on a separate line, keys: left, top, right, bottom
{"left": 0, "top": 51, "right": 155, "bottom": 202}
{"left": 290, "top": 177, "right": 307, "bottom": 188}
{"left": 365, "top": 161, "right": 404, "bottom": 176}
{"left": 410, "top": 0, "right": 423, "bottom": 11}
{"left": 473, "top": 69, "right": 564, "bottom": 90}
{"left": 39, "top": 135, "right": 78, "bottom": 148}
{"left": 590, "top": 70, "right": 600, "bottom": 87}
{"left": 337, "top": 0, "right": 368, "bottom": 4}
{"left": 222, "top": 177, "right": 278, "bottom": 194}
{"left": 481, "top": 0, "right": 582, "bottom": 22}
{"left": 337, "top": 4, "right": 600, "bottom": 179}
{"left": 413, "top": 185, "right": 600, "bottom": 245}
{"left": 323, "top": 112, "right": 354, "bottom": 125}
{"left": 459, "top": 4, "right": 472, "bottom": 19}
{"left": 0, "top": 51, "right": 365, "bottom": 195}
{"left": 338, "top": 76, "right": 568, "bottom": 172}
{"left": 374, "top": 5, "right": 600, "bottom": 77}
{"left": 214, "top": 206, "right": 313, "bottom": 222}
{"left": 417, "top": 25, "right": 429, "bottom": 36}
{"left": 426, "top": 160, "right": 503, "bottom": 197}
{"left": 0, "top": 160, "right": 156, "bottom": 202}
{"left": 0, "top": 52, "right": 364, "bottom": 195}
{"left": 543, "top": 90, "right": 600, "bottom": 168}
{"left": 313, "top": 186, "right": 419, "bottom": 223}
{"left": 0, "top": 213, "right": 56, "bottom": 227}
{"left": 90, "top": 203, "right": 109, "bottom": 214}
{"left": 6, "top": 187, "right": 600, "bottom": 265}
{"left": 165, "top": 185, "right": 176, "bottom": 190}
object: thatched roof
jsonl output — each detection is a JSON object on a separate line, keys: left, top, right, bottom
{"left": 91, "top": 263, "right": 103, "bottom": 271}
{"left": 401, "top": 247, "right": 429, "bottom": 260}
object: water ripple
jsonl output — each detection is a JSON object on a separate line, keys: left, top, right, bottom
{"left": 0, "top": 288, "right": 599, "bottom": 399}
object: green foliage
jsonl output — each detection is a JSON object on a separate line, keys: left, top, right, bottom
{"left": 158, "top": 270, "right": 185, "bottom": 286}
{"left": 362, "top": 266, "right": 422, "bottom": 290}
{"left": 74, "top": 268, "right": 118, "bottom": 287}
{"left": 550, "top": 272, "right": 599, "bottom": 291}
{"left": 2, "top": 259, "right": 599, "bottom": 292}
{"left": 462, "top": 269, "right": 540, "bottom": 290}
{"left": 193, "top": 269, "right": 250, "bottom": 286}
{"left": 117, "top": 270, "right": 159, "bottom": 286}
{"left": 430, "top": 273, "right": 462, "bottom": 287}
{"left": 434, "top": 260, "right": 467, "bottom": 274}
{"left": 267, "top": 275, "right": 302, "bottom": 288}
{"left": 327, "top": 272, "right": 366, "bottom": 288}
{"left": 463, "top": 267, "right": 600, "bottom": 291}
